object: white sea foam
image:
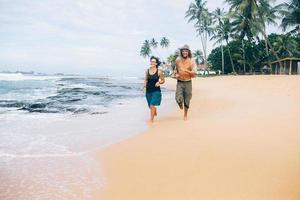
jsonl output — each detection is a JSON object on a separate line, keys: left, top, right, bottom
{"left": 0, "top": 73, "right": 69, "bottom": 81}
{"left": 60, "top": 83, "right": 98, "bottom": 89}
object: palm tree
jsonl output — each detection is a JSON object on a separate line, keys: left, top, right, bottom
{"left": 273, "top": 35, "right": 300, "bottom": 57}
{"left": 258, "top": 3, "right": 281, "bottom": 53}
{"left": 167, "top": 50, "right": 180, "bottom": 70}
{"left": 193, "top": 50, "right": 204, "bottom": 65}
{"left": 233, "top": 42, "right": 264, "bottom": 74}
{"left": 141, "top": 37, "right": 170, "bottom": 60}
{"left": 223, "top": 18, "right": 237, "bottom": 74}
{"left": 140, "top": 40, "right": 152, "bottom": 58}
{"left": 280, "top": 0, "right": 300, "bottom": 34}
{"left": 150, "top": 38, "right": 161, "bottom": 57}
{"left": 226, "top": 0, "right": 282, "bottom": 70}
{"left": 211, "top": 16, "right": 236, "bottom": 74}
{"left": 160, "top": 37, "right": 170, "bottom": 48}
{"left": 211, "top": 8, "right": 226, "bottom": 74}
{"left": 186, "top": 0, "right": 213, "bottom": 69}
{"left": 258, "top": 2, "right": 283, "bottom": 71}
{"left": 150, "top": 38, "right": 158, "bottom": 48}
{"left": 233, "top": 47, "right": 246, "bottom": 73}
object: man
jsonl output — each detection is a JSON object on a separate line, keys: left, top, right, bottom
{"left": 174, "top": 44, "right": 197, "bottom": 120}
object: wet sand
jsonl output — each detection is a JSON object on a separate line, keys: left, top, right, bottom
{"left": 96, "top": 75, "right": 300, "bottom": 200}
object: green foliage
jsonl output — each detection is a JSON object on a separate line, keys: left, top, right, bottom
{"left": 165, "top": 0, "right": 300, "bottom": 75}
{"left": 280, "top": 0, "right": 300, "bottom": 34}
{"left": 208, "top": 33, "right": 300, "bottom": 74}
{"left": 193, "top": 50, "right": 204, "bottom": 64}
{"left": 140, "top": 40, "right": 151, "bottom": 58}
{"left": 273, "top": 34, "right": 300, "bottom": 57}
{"left": 140, "top": 37, "right": 170, "bottom": 59}
{"left": 167, "top": 50, "right": 180, "bottom": 69}
{"left": 186, "top": 0, "right": 213, "bottom": 67}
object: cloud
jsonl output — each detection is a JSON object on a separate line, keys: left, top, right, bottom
{"left": 0, "top": 0, "right": 284, "bottom": 76}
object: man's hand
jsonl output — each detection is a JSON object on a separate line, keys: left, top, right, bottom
{"left": 181, "top": 69, "right": 192, "bottom": 74}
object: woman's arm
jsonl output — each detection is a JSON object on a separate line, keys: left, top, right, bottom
{"left": 155, "top": 70, "right": 165, "bottom": 87}
{"left": 143, "top": 69, "right": 148, "bottom": 92}
{"left": 144, "top": 69, "right": 148, "bottom": 87}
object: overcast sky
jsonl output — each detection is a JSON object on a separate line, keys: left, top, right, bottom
{"left": 0, "top": 0, "right": 285, "bottom": 76}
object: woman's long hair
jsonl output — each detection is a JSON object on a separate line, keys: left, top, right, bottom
{"left": 150, "top": 56, "right": 161, "bottom": 68}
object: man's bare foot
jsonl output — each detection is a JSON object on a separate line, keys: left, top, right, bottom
{"left": 184, "top": 116, "right": 188, "bottom": 121}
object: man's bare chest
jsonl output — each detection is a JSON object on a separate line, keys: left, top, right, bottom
{"left": 178, "top": 60, "right": 192, "bottom": 70}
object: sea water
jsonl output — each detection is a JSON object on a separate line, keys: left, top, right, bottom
{"left": 0, "top": 73, "right": 175, "bottom": 199}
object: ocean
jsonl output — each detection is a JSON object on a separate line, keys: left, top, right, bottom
{"left": 0, "top": 73, "right": 175, "bottom": 199}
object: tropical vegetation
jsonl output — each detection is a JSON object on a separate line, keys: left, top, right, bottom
{"left": 140, "top": 0, "right": 300, "bottom": 75}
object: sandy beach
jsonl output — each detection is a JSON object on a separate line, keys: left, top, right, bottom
{"left": 96, "top": 75, "right": 300, "bottom": 200}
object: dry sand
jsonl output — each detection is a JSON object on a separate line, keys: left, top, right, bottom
{"left": 95, "top": 75, "right": 300, "bottom": 200}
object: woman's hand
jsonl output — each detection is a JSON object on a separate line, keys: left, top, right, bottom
{"left": 155, "top": 82, "right": 160, "bottom": 87}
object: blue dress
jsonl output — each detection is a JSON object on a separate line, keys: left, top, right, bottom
{"left": 146, "top": 69, "right": 162, "bottom": 107}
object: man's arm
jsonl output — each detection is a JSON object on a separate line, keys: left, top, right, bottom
{"left": 181, "top": 59, "right": 197, "bottom": 77}
{"left": 190, "top": 59, "right": 197, "bottom": 77}
{"left": 174, "top": 57, "right": 181, "bottom": 79}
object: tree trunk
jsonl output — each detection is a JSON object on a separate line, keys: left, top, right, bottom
{"left": 226, "top": 39, "right": 236, "bottom": 74}
{"left": 264, "top": 27, "right": 269, "bottom": 57}
{"left": 203, "top": 33, "right": 208, "bottom": 71}
{"left": 265, "top": 40, "right": 269, "bottom": 56}
{"left": 242, "top": 40, "right": 246, "bottom": 74}
{"left": 289, "top": 60, "right": 292, "bottom": 75}
{"left": 221, "top": 44, "right": 224, "bottom": 74}
{"left": 261, "top": 30, "right": 282, "bottom": 70}
{"left": 199, "top": 32, "right": 208, "bottom": 73}
{"left": 263, "top": 27, "right": 272, "bottom": 73}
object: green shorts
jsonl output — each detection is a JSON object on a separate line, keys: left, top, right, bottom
{"left": 175, "top": 80, "right": 192, "bottom": 108}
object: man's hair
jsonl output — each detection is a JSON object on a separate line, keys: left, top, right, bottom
{"left": 180, "top": 49, "right": 192, "bottom": 58}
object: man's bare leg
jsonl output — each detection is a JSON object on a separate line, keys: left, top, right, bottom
{"left": 184, "top": 106, "right": 188, "bottom": 120}
{"left": 178, "top": 103, "right": 183, "bottom": 110}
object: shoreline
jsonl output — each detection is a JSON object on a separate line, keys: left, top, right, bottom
{"left": 0, "top": 77, "right": 177, "bottom": 200}
{"left": 95, "top": 75, "right": 300, "bottom": 200}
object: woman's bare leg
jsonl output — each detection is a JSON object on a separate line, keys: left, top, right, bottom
{"left": 149, "top": 105, "right": 156, "bottom": 123}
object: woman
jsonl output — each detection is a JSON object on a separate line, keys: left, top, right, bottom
{"left": 144, "top": 56, "right": 165, "bottom": 123}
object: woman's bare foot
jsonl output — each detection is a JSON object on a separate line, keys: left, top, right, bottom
{"left": 147, "top": 120, "right": 157, "bottom": 125}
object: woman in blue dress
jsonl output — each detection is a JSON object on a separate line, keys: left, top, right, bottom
{"left": 143, "top": 56, "right": 165, "bottom": 123}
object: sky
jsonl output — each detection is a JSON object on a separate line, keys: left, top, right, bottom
{"left": 0, "top": 0, "right": 285, "bottom": 76}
